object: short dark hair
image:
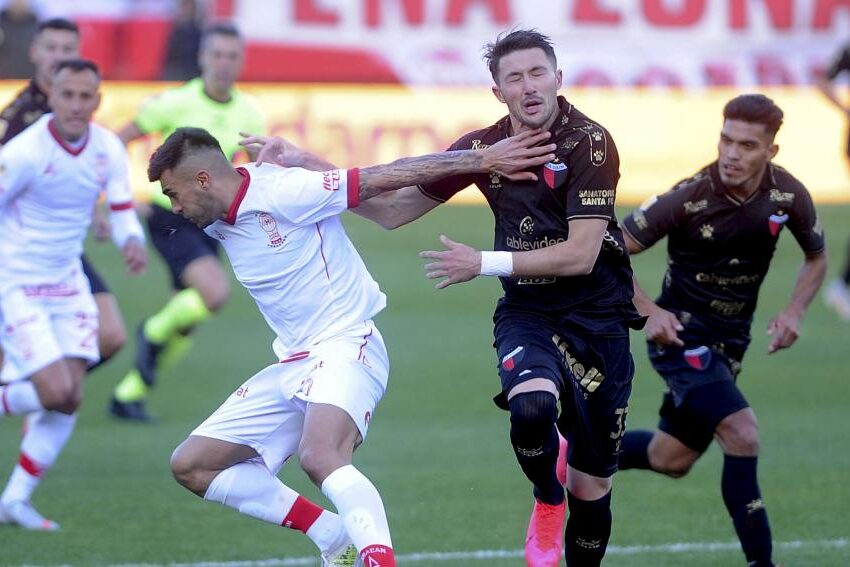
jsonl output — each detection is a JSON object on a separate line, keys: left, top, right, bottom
{"left": 483, "top": 28, "right": 556, "bottom": 82}
{"left": 54, "top": 59, "right": 100, "bottom": 78}
{"left": 723, "top": 94, "right": 784, "bottom": 138}
{"left": 36, "top": 18, "right": 79, "bottom": 36}
{"left": 200, "top": 22, "right": 241, "bottom": 50}
{"left": 148, "top": 127, "right": 225, "bottom": 182}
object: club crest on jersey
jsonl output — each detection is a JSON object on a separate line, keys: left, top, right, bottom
{"left": 543, "top": 159, "right": 567, "bottom": 190}
{"left": 256, "top": 212, "right": 284, "bottom": 247}
{"left": 683, "top": 345, "right": 712, "bottom": 371}
{"left": 501, "top": 346, "right": 525, "bottom": 371}
{"left": 768, "top": 212, "right": 789, "bottom": 237}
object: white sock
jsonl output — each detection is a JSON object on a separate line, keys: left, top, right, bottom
{"left": 321, "top": 464, "right": 393, "bottom": 552}
{"left": 204, "top": 459, "right": 344, "bottom": 552}
{"left": 0, "top": 382, "right": 44, "bottom": 416}
{"left": 1, "top": 411, "right": 77, "bottom": 504}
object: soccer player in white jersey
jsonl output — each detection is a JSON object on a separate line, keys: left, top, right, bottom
{"left": 149, "top": 126, "right": 554, "bottom": 566}
{"left": 0, "top": 59, "right": 147, "bottom": 530}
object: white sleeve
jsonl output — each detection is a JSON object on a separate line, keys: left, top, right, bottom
{"left": 0, "top": 137, "right": 38, "bottom": 207}
{"left": 104, "top": 139, "right": 145, "bottom": 248}
{"left": 268, "top": 166, "right": 360, "bottom": 226}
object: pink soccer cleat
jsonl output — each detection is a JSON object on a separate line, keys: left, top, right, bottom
{"left": 556, "top": 432, "right": 568, "bottom": 487}
{"left": 525, "top": 499, "right": 566, "bottom": 567}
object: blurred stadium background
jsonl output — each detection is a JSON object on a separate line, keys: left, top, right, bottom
{"left": 0, "top": 0, "right": 848, "bottom": 565}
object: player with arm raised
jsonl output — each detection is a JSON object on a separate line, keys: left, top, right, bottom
{"left": 244, "top": 29, "right": 643, "bottom": 567}
{"left": 0, "top": 60, "right": 146, "bottom": 531}
{"left": 153, "top": 126, "right": 552, "bottom": 566}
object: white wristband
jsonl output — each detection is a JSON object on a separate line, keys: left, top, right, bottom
{"left": 479, "top": 251, "right": 513, "bottom": 277}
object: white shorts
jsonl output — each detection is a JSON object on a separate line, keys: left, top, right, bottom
{"left": 191, "top": 321, "right": 389, "bottom": 474}
{"left": 0, "top": 268, "right": 100, "bottom": 383}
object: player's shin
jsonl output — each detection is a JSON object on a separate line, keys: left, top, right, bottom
{"left": 321, "top": 464, "right": 397, "bottom": 566}
{"left": 564, "top": 490, "right": 613, "bottom": 567}
{"left": 508, "top": 391, "right": 563, "bottom": 504}
{"left": 203, "top": 459, "right": 345, "bottom": 553}
{"left": 1, "top": 411, "right": 77, "bottom": 504}
{"left": 0, "top": 382, "right": 44, "bottom": 416}
{"left": 721, "top": 455, "right": 775, "bottom": 566}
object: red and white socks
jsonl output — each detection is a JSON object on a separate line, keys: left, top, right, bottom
{"left": 1, "top": 411, "right": 77, "bottom": 505}
{"left": 203, "top": 459, "right": 345, "bottom": 554}
{"left": 321, "top": 464, "right": 396, "bottom": 566}
{"left": 0, "top": 382, "right": 44, "bottom": 416}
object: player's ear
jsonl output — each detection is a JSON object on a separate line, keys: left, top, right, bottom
{"left": 196, "top": 169, "right": 211, "bottom": 189}
{"left": 94, "top": 91, "right": 102, "bottom": 112}
{"left": 492, "top": 84, "right": 505, "bottom": 104}
{"left": 555, "top": 68, "right": 563, "bottom": 88}
{"left": 768, "top": 143, "right": 779, "bottom": 161}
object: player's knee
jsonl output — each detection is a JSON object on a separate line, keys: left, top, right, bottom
{"left": 508, "top": 391, "right": 558, "bottom": 452}
{"left": 38, "top": 380, "right": 78, "bottom": 412}
{"left": 196, "top": 280, "right": 230, "bottom": 312}
{"left": 297, "top": 445, "right": 340, "bottom": 485}
{"left": 509, "top": 391, "right": 557, "bottom": 430}
{"left": 647, "top": 447, "right": 696, "bottom": 478}
{"left": 722, "top": 424, "right": 760, "bottom": 456}
{"left": 170, "top": 447, "right": 209, "bottom": 495}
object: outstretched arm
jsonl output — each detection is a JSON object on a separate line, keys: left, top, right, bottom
{"left": 766, "top": 250, "right": 827, "bottom": 354}
{"left": 241, "top": 131, "right": 552, "bottom": 227}
{"left": 357, "top": 129, "right": 554, "bottom": 201}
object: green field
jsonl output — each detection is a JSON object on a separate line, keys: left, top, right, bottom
{"left": 1, "top": 204, "right": 848, "bottom": 566}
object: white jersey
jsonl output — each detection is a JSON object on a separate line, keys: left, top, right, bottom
{"left": 205, "top": 163, "right": 386, "bottom": 356}
{"left": 0, "top": 114, "right": 144, "bottom": 286}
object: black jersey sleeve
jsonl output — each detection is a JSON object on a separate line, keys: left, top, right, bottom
{"left": 621, "top": 184, "right": 690, "bottom": 249}
{"left": 787, "top": 183, "right": 826, "bottom": 255}
{"left": 826, "top": 44, "right": 850, "bottom": 80}
{"left": 564, "top": 125, "right": 620, "bottom": 221}
{"left": 417, "top": 137, "right": 478, "bottom": 203}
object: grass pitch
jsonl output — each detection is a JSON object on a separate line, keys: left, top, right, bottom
{"left": 1, "top": 204, "right": 848, "bottom": 566}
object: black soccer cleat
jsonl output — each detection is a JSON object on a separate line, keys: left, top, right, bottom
{"left": 134, "top": 320, "right": 164, "bottom": 387}
{"left": 108, "top": 397, "right": 154, "bottom": 423}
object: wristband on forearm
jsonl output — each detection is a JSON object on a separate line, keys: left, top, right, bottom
{"left": 479, "top": 251, "right": 513, "bottom": 277}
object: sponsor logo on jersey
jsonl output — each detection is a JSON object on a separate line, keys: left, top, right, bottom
{"left": 768, "top": 189, "right": 795, "bottom": 204}
{"left": 684, "top": 345, "right": 712, "bottom": 370}
{"left": 519, "top": 215, "right": 535, "bottom": 236}
{"left": 321, "top": 170, "right": 340, "bottom": 192}
{"left": 768, "top": 212, "right": 789, "bottom": 237}
{"left": 501, "top": 345, "right": 525, "bottom": 371}
{"left": 683, "top": 199, "right": 708, "bottom": 214}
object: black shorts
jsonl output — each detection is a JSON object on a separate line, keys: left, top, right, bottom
{"left": 493, "top": 313, "right": 635, "bottom": 478}
{"left": 81, "top": 255, "right": 110, "bottom": 295}
{"left": 649, "top": 342, "right": 749, "bottom": 453}
{"left": 147, "top": 205, "right": 220, "bottom": 290}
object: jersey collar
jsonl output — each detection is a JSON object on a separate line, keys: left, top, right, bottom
{"left": 225, "top": 167, "right": 251, "bottom": 224}
{"left": 708, "top": 161, "right": 772, "bottom": 205}
{"left": 48, "top": 117, "right": 89, "bottom": 156}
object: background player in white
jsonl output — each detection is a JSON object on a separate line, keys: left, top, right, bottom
{"left": 150, "top": 126, "right": 555, "bottom": 566}
{"left": 0, "top": 59, "right": 147, "bottom": 530}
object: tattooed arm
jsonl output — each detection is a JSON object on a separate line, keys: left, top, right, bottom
{"left": 357, "top": 129, "right": 555, "bottom": 202}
